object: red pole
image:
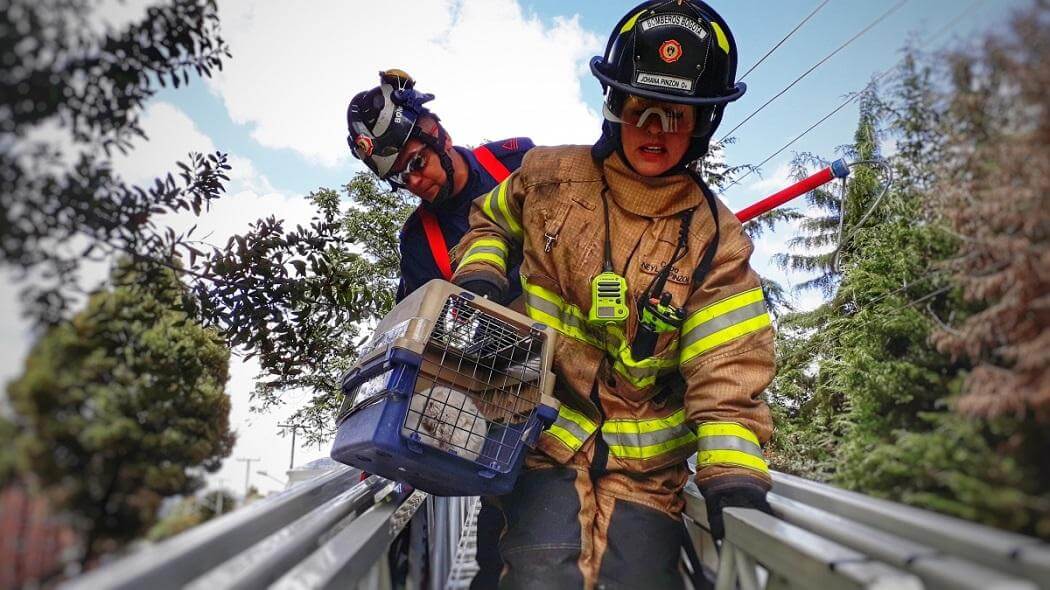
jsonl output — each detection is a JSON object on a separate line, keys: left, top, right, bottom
{"left": 734, "top": 158, "right": 850, "bottom": 222}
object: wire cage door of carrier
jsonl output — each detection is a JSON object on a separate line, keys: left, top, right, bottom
{"left": 331, "top": 280, "right": 559, "bottom": 496}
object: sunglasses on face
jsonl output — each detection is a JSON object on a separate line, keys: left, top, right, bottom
{"left": 390, "top": 149, "right": 429, "bottom": 186}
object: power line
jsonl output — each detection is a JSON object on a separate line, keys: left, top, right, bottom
{"left": 721, "top": 0, "right": 909, "bottom": 142}
{"left": 738, "top": 0, "right": 833, "bottom": 82}
{"left": 725, "top": 0, "right": 987, "bottom": 190}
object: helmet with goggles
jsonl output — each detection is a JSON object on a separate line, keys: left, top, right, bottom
{"left": 347, "top": 69, "right": 457, "bottom": 200}
{"left": 591, "top": 0, "right": 746, "bottom": 164}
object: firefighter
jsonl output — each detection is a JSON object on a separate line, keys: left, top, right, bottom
{"left": 346, "top": 69, "right": 532, "bottom": 303}
{"left": 452, "top": 1, "right": 774, "bottom": 587}
{"left": 347, "top": 70, "right": 533, "bottom": 586}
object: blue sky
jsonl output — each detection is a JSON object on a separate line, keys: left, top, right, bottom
{"left": 3, "top": 0, "right": 1024, "bottom": 495}
{"left": 159, "top": 0, "right": 1015, "bottom": 205}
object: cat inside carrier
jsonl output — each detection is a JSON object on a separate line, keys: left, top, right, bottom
{"left": 330, "top": 280, "right": 559, "bottom": 496}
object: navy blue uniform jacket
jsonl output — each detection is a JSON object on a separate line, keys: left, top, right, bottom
{"left": 396, "top": 138, "right": 533, "bottom": 302}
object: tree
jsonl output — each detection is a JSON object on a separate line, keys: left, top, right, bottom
{"left": 0, "top": 0, "right": 232, "bottom": 325}
{"left": 768, "top": 29, "right": 1049, "bottom": 538}
{"left": 194, "top": 172, "right": 415, "bottom": 445}
{"left": 6, "top": 259, "right": 235, "bottom": 563}
{"left": 927, "top": 2, "right": 1050, "bottom": 536}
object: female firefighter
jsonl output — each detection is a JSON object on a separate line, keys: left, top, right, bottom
{"left": 452, "top": 1, "right": 775, "bottom": 587}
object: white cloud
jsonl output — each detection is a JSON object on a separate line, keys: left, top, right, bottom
{"left": 745, "top": 162, "right": 794, "bottom": 196}
{"left": 210, "top": 0, "right": 603, "bottom": 166}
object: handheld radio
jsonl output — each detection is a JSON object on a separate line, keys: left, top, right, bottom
{"left": 589, "top": 190, "right": 630, "bottom": 326}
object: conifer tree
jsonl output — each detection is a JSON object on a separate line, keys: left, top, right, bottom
{"left": 6, "top": 260, "right": 235, "bottom": 562}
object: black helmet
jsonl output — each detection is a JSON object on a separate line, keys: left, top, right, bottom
{"left": 591, "top": 0, "right": 745, "bottom": 164}
{"left": 347, "top": 70, "right": 457, "bottom": 199}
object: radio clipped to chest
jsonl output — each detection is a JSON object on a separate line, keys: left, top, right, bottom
{"left": 588, "top": 270, "right": 630, "bottom": 325}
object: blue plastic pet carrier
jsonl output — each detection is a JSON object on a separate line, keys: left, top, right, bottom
{"left": 331, "top": 280, "right": 559, "bottom": 496}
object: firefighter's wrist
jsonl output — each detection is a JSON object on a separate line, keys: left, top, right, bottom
{"left": 702, "top": 479, "right": 772, "bottom": 541}
{"left": 456, "top": 277, "right": 505, "bottom": 301}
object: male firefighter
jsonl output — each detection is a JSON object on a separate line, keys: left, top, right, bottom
{"left": 347, "top": 69, "right": 532, "bottom": 585}
{"left": 452, "top": 1, "right": 775, "bottom": 587}
{"left": 346, "top": 69, "right": 532, "bottom": 303}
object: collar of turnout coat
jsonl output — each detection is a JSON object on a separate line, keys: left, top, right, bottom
{"left": 602, "top": 152, "right": 703, "bottom": 218}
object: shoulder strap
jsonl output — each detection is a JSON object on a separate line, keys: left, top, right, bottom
{"left": 473, "top": 145, "right": 512, "bottom": 182}
{"left": 417, "top": 208, "right": 453, "bottom": 280}
{"left": 690, "top": 175, "right": 721, "bottom": 285}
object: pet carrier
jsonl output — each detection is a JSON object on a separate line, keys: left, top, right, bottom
{"left": 330, "top": 280, "right": 560, "bottom": 496}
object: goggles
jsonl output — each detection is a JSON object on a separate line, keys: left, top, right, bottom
{"left": 388, "top": 148, "right": 429, "bottom": 187}
{"left": 603, "top": 95, "right": 696, "bottom": 134}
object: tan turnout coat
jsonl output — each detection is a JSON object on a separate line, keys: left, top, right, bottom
{"left": 453, "top": 146, "right": 775, "bottom": 513}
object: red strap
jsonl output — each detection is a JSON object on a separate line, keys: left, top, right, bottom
{"left": 418, "top": 207, "right": 453, "bottom": 280}
{"left": 473, "top": 145, "right": 512, "bottom": 182}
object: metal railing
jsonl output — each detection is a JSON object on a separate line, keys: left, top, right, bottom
{"left": 62, "top": 467, "right": 1050, "bottom": 590}
{"left": 682, "top": 471, "right": 1050, "bottom": 589}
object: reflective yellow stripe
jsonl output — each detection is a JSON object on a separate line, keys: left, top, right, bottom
{"left": 696, "top": 421, "right": 768, "bottom": 474}
{"left": 680, "top": 288, "right": 771, "bottom": 364}
{"left": 604, "top": 325, "right": 678, "bottom": 388}
{"left": 697, "top": 421, "right": 760, "bottom": 445}
{"left": 460, "top": 251, "right": 505, "bottom": 271}
{"left": 697, "top": 449, "right": 769, "bottom": 474}
{"left": 603, "top": 409, "right": 687, "bottom": 434}
{"left": 558, "top": 405, "right": 598, "bottom": 433}
{"left": 607, "top": 432, "right": 696, "bottom": 460}
{"left": 545, "top": 406, "right": 598, "bottom": 452}
{"left": 603, "top": 409, "right": 697, "bottom": 460}
{"left": 683, "top": 288, "right": 765, "bottom": 333}
{"left": 546, "top": 424, "right": 585, "bottom": 451}
{"left": 620, "top": 9, "right": 646, "bottom": 34}
{"left": 522, "top": 279, "right": 602, "bottom": 347}
{"left": 710, "top": 21, "right": 731, "bottom": 54}
{"left": 472, "top": 238, "right": 508, "bottom": 253}
{"left": 480, "top": 181, "right": 522, "bottom": 240}
{"left": 495, "top": 181, "right": 522, "bottom": 239}
{"left": 680, "top": 315, "right": 771, "bottom": 363}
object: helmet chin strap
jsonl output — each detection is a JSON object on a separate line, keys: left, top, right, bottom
{"left": 411, "top": 125, "right": 456, "bottom": 204}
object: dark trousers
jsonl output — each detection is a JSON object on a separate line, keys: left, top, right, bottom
{"left": 471, "top": 467, "right": 685, "bottom": 590}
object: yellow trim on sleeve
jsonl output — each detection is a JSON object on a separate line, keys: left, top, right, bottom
{"left": 682, "top": 288, "right": 765, "bottom": 334}
{"left": 697, "top": 449, "right": 769, "bottom": 474}
{"left": 696, "top": 421, "right": 760, "bottom": 446}
{"left": 679, "top": 314, "right": 771, "bottom": 363}
{"left": 460, "top": 251, "right": 506, "bottom": 271}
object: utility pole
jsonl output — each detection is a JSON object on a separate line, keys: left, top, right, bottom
{"left": 277, "top": 423, "right": 300, "bottom": 470}
{"left": 236, "top": 457, "right": 260, "bottom": 497}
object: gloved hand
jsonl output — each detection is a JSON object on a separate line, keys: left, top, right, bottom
{"left": 704, "top": 484, "right": 773, "bottom": 541}
{"left": 458, "top": 279, "right": 504, "bottom": 301}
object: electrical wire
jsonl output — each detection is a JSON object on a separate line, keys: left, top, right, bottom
{"left": 724, "top": 0, "right": 987, "bottom": 190}
{"left": 720, "top": 0, "right": 909, "bottom": 143}
{"left": 832, "top": 159, "right": 895, "bottom": 271}
{"left": 738, "top": 0, "right": 833, "bottom": 82}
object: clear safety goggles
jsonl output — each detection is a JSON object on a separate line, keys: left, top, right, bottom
{"left": 603, "top": 96, "right": 696, "bottom": 135}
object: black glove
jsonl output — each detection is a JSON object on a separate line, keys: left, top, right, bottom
{"left": 458, "top": 279, "right": 504, "bottom": 302}
{"left": 704, "top": 484, "right": 772, "bottom": 541}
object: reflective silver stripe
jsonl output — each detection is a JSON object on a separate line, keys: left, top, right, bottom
{"left": 372, "top": 84, "right": 397, "bottom": 136}
{"left": 553, "top": 416, "right": 593, "bottom": 446}
{"left": 483, "top": 187, "right": 514, "bottom": 234}
{"left": 601, "top": 422, "right": 695, "bottom": 449}
{"left": 466, "top": 245, "right": 505, "bottom": 258}
{"left": 680, "top": 300, "right": 768, "bottom": 349}
{"left": 696, "top": 434, "right": 764, "bottom": 459}
{"left": 524, "top": 290, "right": 562, "bottom": 319}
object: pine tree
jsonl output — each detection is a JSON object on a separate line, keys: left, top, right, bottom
{"left": 6, "top": 259, "right": 235, "bottom": 562}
